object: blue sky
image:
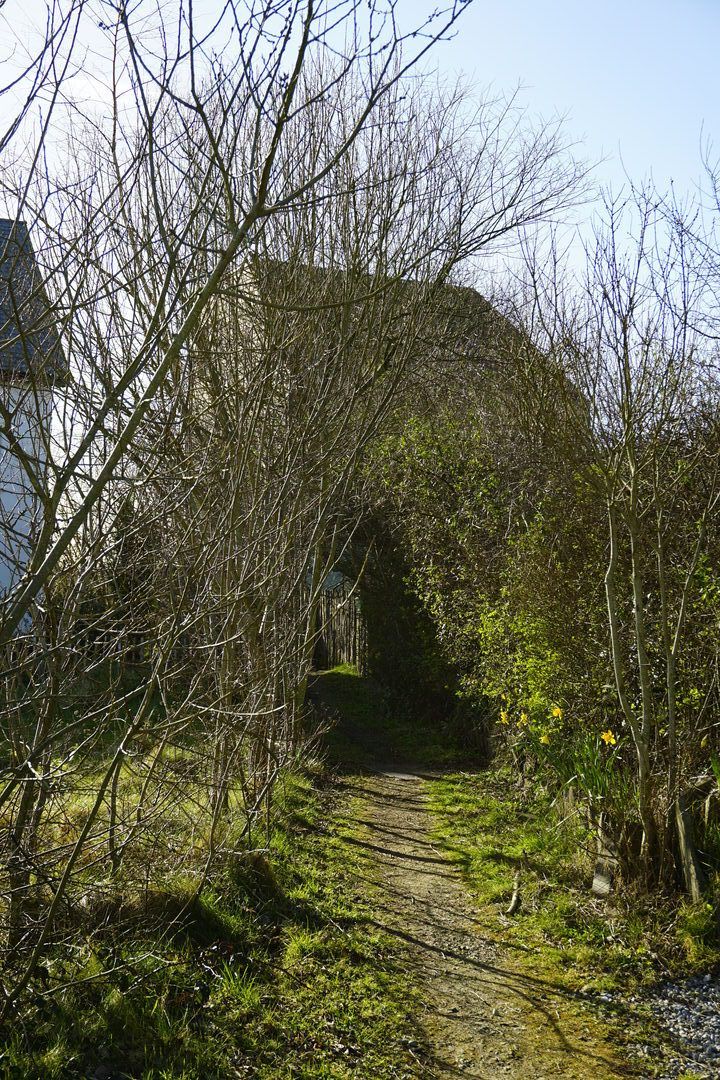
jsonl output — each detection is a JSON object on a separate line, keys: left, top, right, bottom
{"left": 429, "top": 0, "right": 719, "bottom": 200}
{"left": 3, "top": 0, "right": 717, "bottom": 206}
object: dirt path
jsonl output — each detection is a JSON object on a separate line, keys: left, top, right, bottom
{"left": 339, "top": 769, "right": 639, "bottom": 1079}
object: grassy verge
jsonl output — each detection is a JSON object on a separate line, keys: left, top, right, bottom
{"left": 429, "top": 766, "right": 720, "bottom": 993}
{"left": 2, "top": 765, "right": 426, "bottom": 1079}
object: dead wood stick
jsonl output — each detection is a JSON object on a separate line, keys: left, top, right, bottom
{"left": 505, "top": 870, "right": 521, "bottom": 916}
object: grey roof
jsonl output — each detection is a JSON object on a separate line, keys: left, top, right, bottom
{"left": 0, "top": 219, "right": 64, "bottom": 381}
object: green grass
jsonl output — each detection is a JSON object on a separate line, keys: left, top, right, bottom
{"left": 1, "top": 766, "right": 427, "bottom": 1079}
{"left": 10, "top": 662, "right": 717, "bottom": 1077}
{"left": 429, "top": 767, "right": 720, "bottom": 994}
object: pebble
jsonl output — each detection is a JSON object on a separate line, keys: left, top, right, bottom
{"left": 601, "top": 972, "right": 720, "bottom": 1079}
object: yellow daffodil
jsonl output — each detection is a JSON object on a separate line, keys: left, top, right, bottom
{"left": 519, "top": 711, "right": 529, "bottom": 726}
{"left": 551, "top": 705, "right": 563, "bottom": 718}
{"left": 500, "top": 710, "right": 509, "bottom": 725}
{"left": 600, "top": 729, "right": 616, "bottom": 746}
{"left": 540, "top": 733, "right": 550, "bottom": 745}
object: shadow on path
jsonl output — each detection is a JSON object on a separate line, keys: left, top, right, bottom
{"left": 340, "top": 769, "right": 641, "bottom": 1079}
{"left": 312, "top": 670, "right": 640, "bottom": 1078}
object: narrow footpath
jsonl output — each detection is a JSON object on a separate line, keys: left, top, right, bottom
{"left": 336, "top": 768, "right": 639, "bottom": 1078}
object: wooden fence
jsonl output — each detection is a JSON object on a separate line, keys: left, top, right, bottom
{"left": 314, "top": 579, "right": 366, "bottom": 672}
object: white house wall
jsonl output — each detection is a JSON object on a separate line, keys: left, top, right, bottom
{"left": 0, "top": 381, "right": 51, "bottom": 595}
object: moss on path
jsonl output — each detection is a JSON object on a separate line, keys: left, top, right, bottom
{"left": 315, "top": 666, "right": 647, "bottom": 1078}
{"left": 338, "top": 768, "right": 638, "bottom": 1078}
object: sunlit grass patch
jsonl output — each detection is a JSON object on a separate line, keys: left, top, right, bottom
{"left": 429, "top": 768, "right": 663, "bottom": 989}
{"left": 2, "top": 760, "right": 427, "bottom": 1079}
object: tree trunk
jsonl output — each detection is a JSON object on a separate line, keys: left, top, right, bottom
{"left": 675, "top": 792, "right": 704, "bottom": 902}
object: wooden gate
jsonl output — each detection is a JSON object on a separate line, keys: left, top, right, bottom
{"left": 315, "top": 578, "right": 366, "bottom": 672}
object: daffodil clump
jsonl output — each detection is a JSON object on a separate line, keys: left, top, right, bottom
{"left": 496, "top": 694, "right": 623, "bottom": 759}
{"left": 496, "top": 697, "right": 567, "bottom": 749}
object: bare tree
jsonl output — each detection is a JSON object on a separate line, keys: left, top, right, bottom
{"left": 516, "top": 189, "right": 720, "bottom": 888}
{"left": 0, "top": 0, "right": 589, "bottom": 1024}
